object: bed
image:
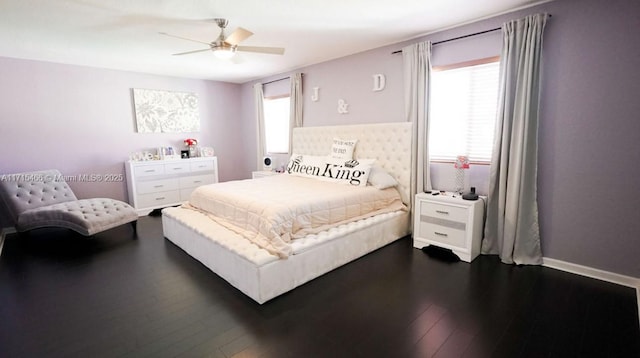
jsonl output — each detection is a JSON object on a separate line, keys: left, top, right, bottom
{"left": 162, "top": 122, "right": 413, "bottom": 304}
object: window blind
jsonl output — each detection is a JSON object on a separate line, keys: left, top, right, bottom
{"left": 429, "top": 61, "right": 500, "bottom": 162}
{"left": 263, "top": 96, "right": 291, "bottom": 154}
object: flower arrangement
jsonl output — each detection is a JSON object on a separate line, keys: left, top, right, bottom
{"left": 454, "top": 155, "right": 470, "bottom": 194}
{"left": 454, "top": 155, "right": 470, "bottom": 169}
{"left": 184, "top": 138, "right": 198, "bottom": 147}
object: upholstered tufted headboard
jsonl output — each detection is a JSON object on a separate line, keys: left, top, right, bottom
{"left": 292, "top": 122, "right": 413, "bottom": 207}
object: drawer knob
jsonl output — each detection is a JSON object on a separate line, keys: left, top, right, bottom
{"left": 144, "top": 169, "right": 155, "bottom": 173}
{"left": 435, "top": 210, "right": 449, "bottom": 215}
{"left": 154, "top": 185, "right": 164, "bottom": 188}
{"left": 193, "top": 180, "right": 202, "bottom": 183}
{"left": 155, "top": 197, "right": 165, "bottom": 201}
{"left": 434, "top": 231, "right": 448, "bottom": 237}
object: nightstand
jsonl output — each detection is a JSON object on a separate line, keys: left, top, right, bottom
{"left": 413, "top": 192, "right": 485, "bottom": 262}
{"left": 252, "top": 171, "right": 280, "bottom": 179}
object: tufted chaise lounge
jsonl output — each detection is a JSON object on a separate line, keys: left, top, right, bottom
{"left": 0, "top": 169, "right": 137, "bottom": 236}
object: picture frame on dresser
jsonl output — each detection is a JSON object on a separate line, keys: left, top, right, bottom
{"left": 125, "top": 157, "right": 218, "bottom": 216}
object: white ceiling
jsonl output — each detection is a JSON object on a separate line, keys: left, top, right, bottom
{"left": 0, "top": 0, "right": 544, "bottom": 83}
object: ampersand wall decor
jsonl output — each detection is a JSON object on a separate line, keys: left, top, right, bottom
{"left": 337, "top": 99, "right": 349, "bottom": 114}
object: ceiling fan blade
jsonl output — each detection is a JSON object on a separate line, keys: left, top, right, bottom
{"left": 224, "top": 27, "right": 253, "bottom": 45}
{"left": 237, "top": 46, "right": 285, "bottom": 55}
{"left": 172, "top": 48, "right": 211, "bottom": 56}
{"left": 159, "top": 32, "right": 210, "bottom": 45}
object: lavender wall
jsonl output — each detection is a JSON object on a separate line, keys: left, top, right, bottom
{"left": 535, "top": 0, "right": 640, "bottom": 278}
{"left": 0, "top": 57, "right": 243, "bottom": 227}
{"left": 2, "top": 0, "right": 637, "bottom": 277}
{"left": 240, "top": 0, "right": 640, "bottom": 277}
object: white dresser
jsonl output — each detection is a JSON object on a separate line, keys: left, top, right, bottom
{"left": 413, "top": 192, "right": 485, "bottom": 262}
{"left": 125, "top": 157, "right": 218, "bottom": 215}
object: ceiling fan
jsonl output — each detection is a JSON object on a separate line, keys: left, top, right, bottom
{"left": 159, "top": 18, "right": 285, "bottom": 59}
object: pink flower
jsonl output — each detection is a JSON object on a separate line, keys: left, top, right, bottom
{"left": 454, "top": 155, "right": 470, "bottom": 169}
{"left": 184, "top": 138, "right": 198, "bottom": 147}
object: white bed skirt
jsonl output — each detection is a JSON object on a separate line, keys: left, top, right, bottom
{"left": 162, "top": 206, "right": 409, "bottom": 304}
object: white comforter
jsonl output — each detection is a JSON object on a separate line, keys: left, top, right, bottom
{"left": 184, "top": 174, "right": 407, "bottom": 258}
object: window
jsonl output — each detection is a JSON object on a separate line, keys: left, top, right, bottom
{"left": 429, "top": 58, "right": 500, "bottom": 163}
{"left": 263, "top": 96, "right": 291, "bottom": 154}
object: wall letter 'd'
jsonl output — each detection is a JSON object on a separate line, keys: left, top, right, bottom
{"left": 372, "top": 74, "right": 386, "bottom": 92}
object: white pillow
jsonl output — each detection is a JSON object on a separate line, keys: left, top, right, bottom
{"left": 367, "top": 165, "right": 399, "bottom": 189}
{"left": 328, "top": 138, "right": 357, "bottom": 163}
{"left": 286, "top": 153, "right": 374, "bottom": 187}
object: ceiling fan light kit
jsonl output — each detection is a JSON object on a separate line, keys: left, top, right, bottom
{"left": 161, "top": 18, "right": 284, "bottom": 60}
{"left": 213, "top": 44, "right": 237, "bottom": 59}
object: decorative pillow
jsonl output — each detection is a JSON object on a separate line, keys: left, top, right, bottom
{"left": 328, "top": 138, "right": 357, "bottom": 163}
{"left": 286, "top": 153, "right": 374, "bottom": 187}
{"left": 367, "top": 165, "right": 399, "bottom": 189}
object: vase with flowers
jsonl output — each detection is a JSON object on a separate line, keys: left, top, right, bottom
{"left": 184, "top": 138, "right": 198, "bottom": 158}
{"left": 454, "top": 155, "right": 470, "bottom": 194}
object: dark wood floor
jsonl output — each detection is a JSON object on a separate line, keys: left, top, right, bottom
{"left": 0, "top": 216, "right": 638, "bottom": 358}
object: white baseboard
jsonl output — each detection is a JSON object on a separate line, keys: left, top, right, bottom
{"left": 543, "top": 257, "right": 640, "bottom": 327}
{"left": 0, "top": 227, "right": 16, "bottom": 257}
{"left": 542, "top": 257, "right": 640, "bottom": 288}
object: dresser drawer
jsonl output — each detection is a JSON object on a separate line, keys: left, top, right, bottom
{"left": 134, "top": 164, "right": 165, "bottom": 177}
{"left": 136, "top": 190, "right": 180, "bottom": 208}
{"left": 179, "top": 174, "right": 215, "bottom": 189}
{"left": 180, "top": 187, "right": 196, "bottom": 201}
{"left": 419, "top": 222, "right": 466, "bottom": 248}
{"left": 164, "top": 162, "right": 190, "bottom": 174}
{"left": 190, "top": 160, "right": 215, "bottom": 172}
{"left": 136, "top": 178, "right": 180, "bottom": 194}
{"left": 420, "top": 201, "right": 468, "bottom": 223}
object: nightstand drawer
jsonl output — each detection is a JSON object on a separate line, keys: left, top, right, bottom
{"left": 419, "top": 223, "right": 466, "bottom": 248}
{"left": 137, "top": 178, "right": 180, "bottom": 194}
{"left": 420, "top": 201, "right": 468, "bottom": 223}
{"left": 252, "top": 171, "right": 279, "bottom": 179}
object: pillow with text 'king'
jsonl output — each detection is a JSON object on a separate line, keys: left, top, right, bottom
{"left": 286, "top": 154, "right": 374, "bottom": 187}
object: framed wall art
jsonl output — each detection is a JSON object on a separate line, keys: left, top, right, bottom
{"left": 132, "top": 88, "right": 200, "bottom": 133}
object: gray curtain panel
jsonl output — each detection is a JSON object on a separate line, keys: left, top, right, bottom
{"left": 402, "top": 41, "right": 433, "bottom": 216}
{"left": 288, "top": 72, "right": 303, "bottom": 154}
{"left": 254, "top": 83, "right": 266, "bottom": 170}
{"left": 482, "top": 13, "right": 549, "bottom": 265}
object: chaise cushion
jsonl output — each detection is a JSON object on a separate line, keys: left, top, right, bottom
{"left": 17, "top": 198, "right": 138, "bottom": 236}
{"left": 0, "top": 170, "right": 77, "bottom": 223}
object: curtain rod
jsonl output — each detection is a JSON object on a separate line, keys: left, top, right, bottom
{"left": 391, "top": 14, "right": 552, "bottom": 55}
{"left": 262, "top": 76, "right": 289, "bottom": 86}
{"left": 262, "top": 73, "right": 304, "bottom": 86}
